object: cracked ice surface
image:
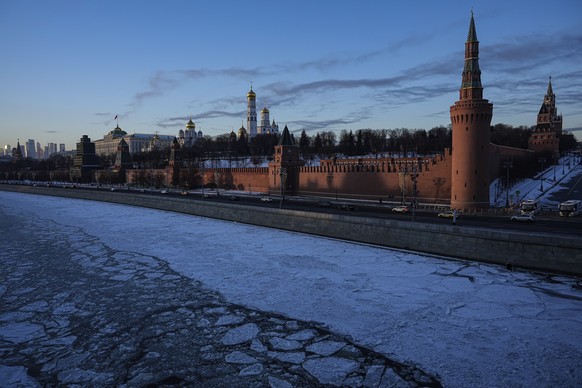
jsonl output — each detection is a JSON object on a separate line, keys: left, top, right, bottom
{"left": 1, "top": 192, "right": 582, "bottom": 387}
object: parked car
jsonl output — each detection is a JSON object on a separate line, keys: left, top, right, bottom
{"left": 228, "top": 195, "right": 240, "bottom": 201}
{"left": 338, "top": 204, "right": 356, "bottom": 211}
{"left": 260, "top": 196, "right": 273, "bottom": 202}
{"left": 318, "top": 201, "right": 333, "bottom": 208}
{"left": 392, "top": 206, "right": 409, "bottom": 213}
{"left": 180, "top": 191, "right": 188, "bottom": 196}
{"left": 510, "top": 213, "right": 535, "bottom": 222}
{"left": 437, "top": 210, "right": 458, "bottom": 219}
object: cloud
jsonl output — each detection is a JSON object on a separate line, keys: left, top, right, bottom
{"left": 125, "top": 28, "right": 581, "bottom": 132}
{"left": 156, "top": 110, "right": 245, "bottom": 129}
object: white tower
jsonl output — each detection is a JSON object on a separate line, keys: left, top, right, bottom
{"left": 259, "top": 107, "right": 271, "bottom": 134}
{"left": 247, "top": 86, "right": 257, "bottom": 138}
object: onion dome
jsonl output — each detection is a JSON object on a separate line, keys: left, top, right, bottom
{"left": 238, "top": 125, "right": 247, "bottom": 139}
{"left": 247, "top": 87, "right": 256, "bottom": 99}
{"left": 197, "top": 130, "right": 203, "bottom": 138}
{"left": 186, "top": 117, "right": 196, "bottom": 129}
{"left": 179, "top": 129, "right": 185, "bottom": 138}
{"left": 261, "top": 106, "right": 269, "bottom": 114}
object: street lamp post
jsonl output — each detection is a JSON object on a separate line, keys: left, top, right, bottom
{"left": 279, "top": 167, "right": 287, "bottom": 209}
{"left": 410, "top": 164, "right": 418, "bottom": 222}
{"left": 538, "top": 157, "right": 546, "bottom": 192}
{"left": 503, "top": 161, "right": 513, "bottom": 208}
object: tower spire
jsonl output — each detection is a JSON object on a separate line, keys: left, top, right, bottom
{"left": 460, "top": 11, "right": 483, "bottom": 100}
{"left": 547, "top": 76, "right": 553, "bottom": 95}
{"left": 467, "top": 11, "right": 478, "bottom": 42}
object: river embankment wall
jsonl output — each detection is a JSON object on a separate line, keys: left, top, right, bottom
{"left": 2, "top": 185, "right": 581, "bottom": 276}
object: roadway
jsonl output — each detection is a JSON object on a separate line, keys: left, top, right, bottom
{"left": 3, "top": 181, "right": 581, "bottom": 237}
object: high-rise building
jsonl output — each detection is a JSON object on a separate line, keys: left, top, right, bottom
{"left": 36, "top": 142, "right": 43, "bottom": 159}
{"left": 25, "top": 139, "right": 37, "bottom": 159}
{"left": 48, "top": 143, "right": 57, "bottom": 156}
{"left": 4, "top": 145, "right": 11, "bottom": 156}
{"left": 450, "top": 12, "right": 493, "bottom": 210}
{"left": 59, "top": 144, "right": 66, "bottom": 153}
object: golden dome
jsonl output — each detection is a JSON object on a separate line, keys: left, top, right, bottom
{"left": 238, "top": 126, "right": 247, "bottom": 138}
{"left": 247, "top": 87, "right": 256, "bottom": 98}
{"left": 261, "top": 106, "right": 269, "bottom": 114}
{"left": 186, "top": 118, "right": 196, "bottom": 129}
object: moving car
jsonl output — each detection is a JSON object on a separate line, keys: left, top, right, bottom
{"left": 338, "top": 204, "right": 356, "bottom": 211}
{"left": 510, "top": 213, "right": 535, "bottom": 222}
{"left": 260, "top": 196, "right": 273, "bottom": 202}
{"left": 437, "top": 210, "right": 458, "bottom": 219}
{"left": 392, "top": 206, "right": 409, "bottom": 213}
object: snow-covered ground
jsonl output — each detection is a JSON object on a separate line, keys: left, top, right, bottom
{"left": 491, "top": 155, "right": 581, "bottom": 208}
{"left": 1, "top": 191, "right": 581, "bottom": 387}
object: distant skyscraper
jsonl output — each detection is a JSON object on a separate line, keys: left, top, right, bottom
{"left": 48, "top": 143, "right": 57, "bottom": 156}
{"left": 59, "top": 144, "right": 66, "bottom": 153}
{"left": 43, "top": 145, "right": 49, "bottom": 159}
{"left": 4, "top": 145, "right": 11, "bottom": 156}
{"left": 36, "top": 142, "right": 42, "bottom": 159}
{"left": 0, "top": 148, "right": 4, "bottom": 156}
{"left": 25, "top": 139, "right": 37, "bottom": 159}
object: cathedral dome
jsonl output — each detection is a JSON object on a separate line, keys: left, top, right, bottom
{"left": 261, "top": 107, "right": 269, "bottom": 114}
{"left": 186, "top": 118, "right": 196, "bottom": 129}
{"left": 247, "top": 87, "right": 256, "bottom": 98}
{"left": 238, "top": 126, "right": 247, "bottom": 139}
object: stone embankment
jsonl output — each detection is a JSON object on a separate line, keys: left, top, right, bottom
{"left": 2, "top": 184, "right": 581, "bottom": 276}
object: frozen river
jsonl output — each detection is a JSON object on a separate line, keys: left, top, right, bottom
{"left": 1, "top": 191, "right": 581, "bottom": 387}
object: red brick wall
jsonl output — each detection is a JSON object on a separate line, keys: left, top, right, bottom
{"left": 201, "top": 168, "right": 270, "bottom": 193}
{"left": 489, "top": 144, "right": 535, "bottom": 180}
{"left": 296, "top": 153, "right": 452, "bottom": 203}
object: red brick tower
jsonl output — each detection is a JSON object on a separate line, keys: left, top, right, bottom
{"left": 450, "top": 12, "right": 493, "bottom": 210}
{"left": 528, "top": 77, "right": 562, "bottom": 155}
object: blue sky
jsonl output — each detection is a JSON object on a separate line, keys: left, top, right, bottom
{"left": 1, "top": 0, "right": 581, "bottom": 150}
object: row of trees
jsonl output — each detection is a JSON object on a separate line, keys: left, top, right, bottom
{"left": 2, "top": 124, "right": 577, "bottom": 175}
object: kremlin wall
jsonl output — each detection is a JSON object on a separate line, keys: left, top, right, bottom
{"left": 86, "top": 13, "right": 560, "bottom": 210}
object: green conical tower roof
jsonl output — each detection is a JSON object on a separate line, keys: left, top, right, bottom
{"left": 278, "top": 125, "right": 293, "bottom": 146}
{"left": 467, "top": 11, "right": 478, "bottom": 42}
{"left": 547, "top": 76, "right": 553, "bottom": 95}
